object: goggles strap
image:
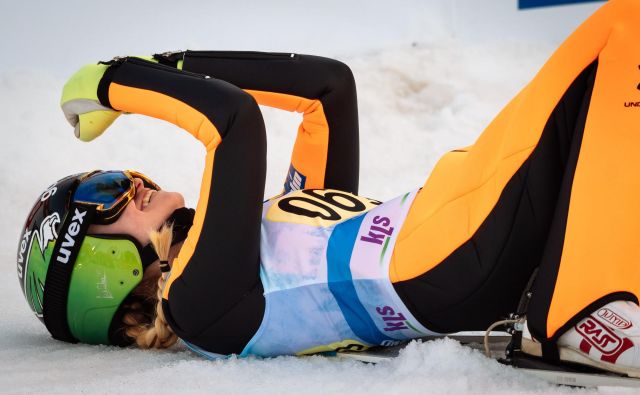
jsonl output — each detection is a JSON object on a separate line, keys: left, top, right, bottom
{"left": 139, "top": 207, "right": 195, "bottom": 269}
{"left": 43, "top": 203, "right": 96, "bottom": 343}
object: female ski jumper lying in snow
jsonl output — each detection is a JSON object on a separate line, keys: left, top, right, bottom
{"left": 16, "top": 0, "right": 640, "bottom": 377}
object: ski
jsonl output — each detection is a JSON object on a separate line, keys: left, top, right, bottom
{"left": 514, "top": 368, "right": 640, "bottom": 387}
{"left": 506, "top": 354, "right": 640, "bottom": 387}
{"left": 335, "top": 334, "right": 508, "bottom": 362}
{"left": 335, "top": 334, "right": 640, "bottom": 388}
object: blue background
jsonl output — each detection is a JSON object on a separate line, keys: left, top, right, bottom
{"left": 519, "top": 0, "right": 604, "bottom": 9}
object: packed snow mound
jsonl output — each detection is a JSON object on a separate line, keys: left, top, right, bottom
{"left": 1, "top": 41, "right": 632, "bottom": 393}
{"left": 0, "top": 332, "right": 586, "bottom": 395}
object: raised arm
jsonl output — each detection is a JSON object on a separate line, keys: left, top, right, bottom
{"left": 155, "top": 51, "right": 360, "bottom": 194}
{"left": 62, "top": 57, "right": 266, "bottom": 353}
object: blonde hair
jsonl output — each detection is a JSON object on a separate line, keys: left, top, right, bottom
{"left": 120, "top": 223, "right": 179, "bottom": 349}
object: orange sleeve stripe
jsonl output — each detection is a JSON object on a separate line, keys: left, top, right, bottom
{"left": 107, "top": 83, "right": 221, "bottom": 299}
{"left": 109, "top": 83, "right": 222, "bottom": 151}
{"left": 245, "top": 90, "right": 329, "bottom": 189}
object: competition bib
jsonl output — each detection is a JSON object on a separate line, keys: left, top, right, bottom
{"left": 241, "top": 189, "right": 439, "bottom": 357}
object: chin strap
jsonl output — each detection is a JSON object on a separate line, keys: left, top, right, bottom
{"left": 167, "top": 207, "right": 195, "bottom": 244}
{"left": 139, "top": 207, "right": 195, "bottom": 268}
{"left": 140, "top": 244, "right": 159, "bottom": 269}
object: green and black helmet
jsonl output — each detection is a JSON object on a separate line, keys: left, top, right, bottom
{"left": 16, "top": 170, "right": 161, "bottom": 345}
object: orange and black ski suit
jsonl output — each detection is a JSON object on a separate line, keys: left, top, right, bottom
{"left": 96, "top": 0, "right": 640, "bottom": 360}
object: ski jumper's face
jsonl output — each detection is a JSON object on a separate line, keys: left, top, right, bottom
{"left": 90, "top": 177, "right": 185, "bottom": 245}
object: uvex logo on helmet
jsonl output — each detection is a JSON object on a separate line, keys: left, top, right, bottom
{"left": 56, "top": 208, "right": 87, "bottom": 264}
{"left": 17, "top": 213, "right": 60, "bottom": 279}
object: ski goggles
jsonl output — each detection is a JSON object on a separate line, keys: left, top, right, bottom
{"left": 44, "top": 170, "right": 161, "bottom": 345}
{"left": 73, "top": 170, "right": 161, "bottom": 224}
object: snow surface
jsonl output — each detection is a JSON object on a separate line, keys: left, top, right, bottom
{"left": 0, "top": 1, "right": 631, "bottom": 394}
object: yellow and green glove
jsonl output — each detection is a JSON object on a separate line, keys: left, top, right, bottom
{"left": 60, "top": 63, "right": 121, "bottom": 142}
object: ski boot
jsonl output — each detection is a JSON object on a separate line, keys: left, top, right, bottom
{"left": 520, "top": 300, "right": 640, "bottom": 378}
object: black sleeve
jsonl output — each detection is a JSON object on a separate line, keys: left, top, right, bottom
{"left": 99, "top": 57, "right": 266, "bottom": 354}
{"left": 178, "top": 51, "right": 360, "bottom": 194}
